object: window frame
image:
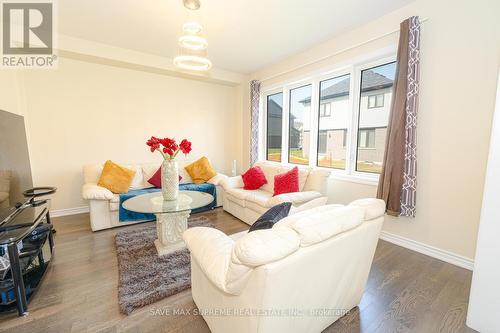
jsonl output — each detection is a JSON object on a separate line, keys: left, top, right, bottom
{"left": 367, "top": 93, "right": 384, "bottom": 109}
{"left": 351, "top": 56, "right": 396, "bottom": 179}
{"left": 358, "top": 128, "right": 376, "bottom": 149}
{"left": 264, "top": 91, "right": 285, "bottom": 162}
{"left": 319, "top": 103, "right": 332, "bottom": 117}
{"left": 260, "top": 52, "right": 396, "bottom": 184}
{"left": 288, "top": 83, "right": 313, "bottom": 165}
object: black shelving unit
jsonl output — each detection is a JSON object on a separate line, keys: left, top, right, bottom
{"left": 0, "top": 189, "right": 56, "bottom": 316}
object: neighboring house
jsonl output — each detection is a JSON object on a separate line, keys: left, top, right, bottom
{"left": 300, "top": 70, "right": 393, "bottom": 168}
{"left": 267, "top": 99, "right": 301, "bottom": 150}
{"left": 266, "top": 98, "right": 283, "bottom": 150}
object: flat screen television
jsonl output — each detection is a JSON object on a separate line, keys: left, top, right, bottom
{"left": 0, "top": 110, "right": 33, "bottom": 208}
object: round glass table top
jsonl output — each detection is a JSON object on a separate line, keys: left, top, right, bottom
{"left": 122, "top": 190, "right": 214, "bottom": 214}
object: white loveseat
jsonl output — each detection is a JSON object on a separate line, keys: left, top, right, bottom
{"left": 221, "top": 161, "right": 331, "bottom": 225}
{"left": 82, "top": 161, "right": 226, "bottom": 231}
{"left": 183, "top": 198, "right": 385, "bottom": 333}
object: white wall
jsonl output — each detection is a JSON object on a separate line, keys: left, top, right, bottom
{"left": 249, "top": 0, "right": 500, "bottom": 260}
{"left": 466, "top": 69, "right": 500, "bottom": 332}
{"left": 16, "top": 57, "right": 241, "bottom": 211}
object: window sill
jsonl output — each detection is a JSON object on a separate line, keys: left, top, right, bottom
{"left": 328, "top": 172, "right": 379, "bottom": 186}
{"left": 261, "top": 160, "right": 379, "bottom": 186}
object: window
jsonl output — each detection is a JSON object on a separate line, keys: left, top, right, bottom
{"left": 318, "top": 131, "right": 327, "bottom": 154}
{"left": 288, "top": 85, "right": 311, "bottom": 165}
{"left": 367, "top": 94, "right": 384, "bottom": 108}
{"left": 356, "top": 62, "right": 396, "bottom": 173}
{"left": 358, "top": 129, "right": 376, "bottom": 148}
{"left": 261, "top": 54, "right": 396, "bottom": 179}
{"left": 266, "top": 93, "right": 283, "bottom": 162}
{"left": 319, "top": 103, "right": 331, "bottom": 117}
{"left": 317, "top": 74, "right": 350, "bottom": 169}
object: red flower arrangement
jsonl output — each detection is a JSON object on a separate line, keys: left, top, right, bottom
{"left": 146, "top": 136, "right": 192, "bottom": 160}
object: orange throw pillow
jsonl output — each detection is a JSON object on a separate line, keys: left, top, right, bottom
{"left": 184, "top": 157, "right": 217, "bottom": 184}
{"left": 97, "top": 160, "right": 136, "bottom": 193}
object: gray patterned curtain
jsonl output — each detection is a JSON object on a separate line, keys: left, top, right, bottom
{"left": 250, "top": 80, "right": 261, "bottom": 165}
{"left": 377, "top": 16, "right": 420, "bottom": 217}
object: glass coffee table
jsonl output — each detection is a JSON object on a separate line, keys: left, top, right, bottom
{"left": 122, "top": 190, "right": 213, "bottom": 256}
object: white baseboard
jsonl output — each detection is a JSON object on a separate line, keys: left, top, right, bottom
{"left": 50, "top": 206, "right": 89, "bottom": 217}
{"left": 379, "top": 231, "right": 474, "bottom": 271}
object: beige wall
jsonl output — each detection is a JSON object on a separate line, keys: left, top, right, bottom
{"left": 249, "top": 0, "right": 500, "bottom": 259}
{"left": 0, "top": 71, "right": 24, "bottom": 116}
{"left": 15, "top": 57, "right": 242, "bottom": 211}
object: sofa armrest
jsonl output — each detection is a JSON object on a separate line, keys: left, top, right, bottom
{"left": 207, "top": 173, "right": 228, "bottom": 186}
{"left": 82, "top": 183, "right": 114, "bottom": 200}
{"left": 267, "top": 191, "right": 323, "bottom": 207}
{"left": 349, "top": 198, "right": 386, "bottom": 220}
{"left": 183, "top": 227, "right": 235, "bottom": 292}
{"left": 220, "top": 175, "right": 244, "bottom": 190}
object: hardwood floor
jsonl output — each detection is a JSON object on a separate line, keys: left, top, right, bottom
{"left": 0, "top": 209, "right": 476, "bottom": 333}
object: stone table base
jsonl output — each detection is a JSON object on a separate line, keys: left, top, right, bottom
{"left": 154, "top": 210, "right": 191, "bottom": 256}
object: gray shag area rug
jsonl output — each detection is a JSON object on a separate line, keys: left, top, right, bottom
{"left": 115, "top": 216, "right": 215, "bottom": 315}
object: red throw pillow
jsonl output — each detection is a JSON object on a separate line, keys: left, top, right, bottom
{"left": 241, "top": 166, "right": 268, "bottom": 190}
{"left": 273, "top": 166, "right": 299, "bottom": 196}
{"left": 148, "top": 167, "right": 182, "bottom": 188}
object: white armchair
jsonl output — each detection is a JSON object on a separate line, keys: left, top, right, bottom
{"left": 221, "top": 161, "right": 331, "bottom": 225}
{"left": 184, "top": 198, "right": 386, "bottom": 333}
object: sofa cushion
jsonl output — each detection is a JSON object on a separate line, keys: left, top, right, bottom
{"left": 147, "top": 166, "right": 182, "bottom": 188}
{"left": 233, "top": 227, "right": 300, "bottom": 267}
{"left": 226, "top": 188, "right": 249, "bottom": 207}
{"left": 279, "top": 165, "right": 311, "bottom": 191}
{"left": 244, "top": 189, "right": 273, "bottom": 207}
{"left": 242, "top": 166, "right": 267, "bottom": 190}
{"left": 249, "top": 202, "right": 292, "bottom": 232}
{"left": 253, "top": 161, "right": 281, "bottom": 193}
{"left": 147, "top": 167, "right": 162, "bottom": 188}
{"left": 127, "top": 165, "right": 143, "bottom": 190}
{"left": 273, "top": 166, "right": 299, "bottom": 196}
{"left": 185, "top": 157, "right": 217, "bottom": 184}
{"left": 97, "top": 160, "right": 136, "bottom": 194}
{"left": 278, "top": 205, "right": 365, "bottom": 247}
{"left": 226, "top": 188, "right": 249, "bottom": 201}
{"left": 141, "top": 163, "right": 160, "bottom": 188}
{"left": 303, "top": 168, "right": 331, "bottom": 193}
{"left": 244, "top": 201, "right": 269, "bottom": 215}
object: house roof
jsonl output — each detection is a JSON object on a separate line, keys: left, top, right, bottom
{"left": 268, "top": 99, "right": 283, "bottom": 117}
{"left": 300, "top": 70, "right": 394, "bottom": 104}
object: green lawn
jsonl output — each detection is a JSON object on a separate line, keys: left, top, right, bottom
{"left": 267, "top": 149, "right": 382, "bottom": 173}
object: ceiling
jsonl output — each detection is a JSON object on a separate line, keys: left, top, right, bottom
{"left": 58, "top": 0, "right": 413, "bottom": 74}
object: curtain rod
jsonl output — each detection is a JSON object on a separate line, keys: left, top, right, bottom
{"left": 258, "top": 17, "right": 428, "bottom": 83}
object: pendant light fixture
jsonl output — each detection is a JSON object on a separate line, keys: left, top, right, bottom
{"left": 174, "top": 0, "right": 212, "bottom": 71}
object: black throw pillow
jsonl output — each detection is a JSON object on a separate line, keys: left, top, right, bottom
{"left": 248, "top": 202, "right": 292, "bottom": 232}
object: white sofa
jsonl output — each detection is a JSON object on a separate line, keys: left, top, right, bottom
{"left": 82, "top": 161, "right": 227, "bottom": 231}
{"left": 183, "top": 198, "right": 385, "bottom": 333}
{"left": 221, "top": 161, "right": 331, "bottom": 225}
